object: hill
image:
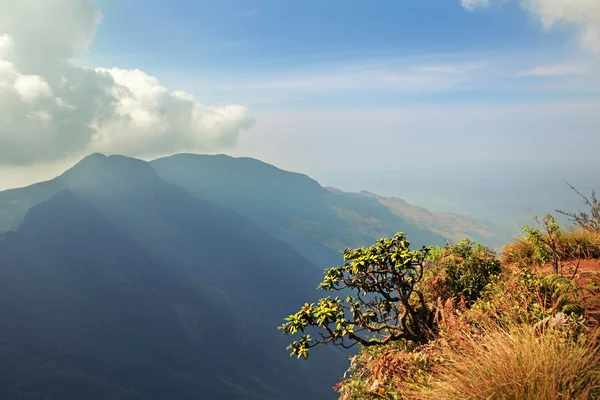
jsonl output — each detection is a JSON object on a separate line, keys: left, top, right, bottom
{"left": 349, "top": 189, "right": 507, "bottom": 248}
{"left": 0, "top": 154, "right": 346, "bottom": 399}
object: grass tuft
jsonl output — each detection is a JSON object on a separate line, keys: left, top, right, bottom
{"left": 415, "top": 324, "right": 600, "bottom": 400}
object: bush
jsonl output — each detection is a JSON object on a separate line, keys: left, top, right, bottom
{"left": 415, "top": 325, "right": 600, "bottom": 400}
{"left": 335, "top": 339, "right": 444, "bottom": 400}
{"left": 501, "top": 236, "right": 541, "bottom": 267}
{"left": 424, "top": 239, "right": 502, "bottom": 306}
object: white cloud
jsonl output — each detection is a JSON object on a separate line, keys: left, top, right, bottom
{"left": 581, "top": 25, "right": 600, "bottom": 54}
{"left": 521, "top": 0, "right": 600, "bottom": 54}
{"left": 0, "top": 34, "right": 14, "bottom": 59}
{"left": 462, "top": 0, "right": 600, "bottom": 55}
{"left": 461, "top": 0, "right": 494, "bottom": 11}
{"left": 14, "top": 75, "right": 53, "bottom": 102}
{"left": 0, "top": 0, "right": 254, "bottom": 166}
{"left": 89, "top": 68, "right": 254, "bottom": 157}
{"left": 516, "top": 63, "right": 592, "bottom": 76}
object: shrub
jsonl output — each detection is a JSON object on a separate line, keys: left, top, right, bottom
{"left": 415, "top": 325, "right": 600, "bottom": 400}
{"left": 424, "top": 239, "right": 502, "bottom": 306}
{"left": 501, "top": 236, "right": 541, "bottom": 267}
{"left": 523, "top": 214, "right": 563, "bottom": 273}
{"left": 335, "top": 339, "right": 444, "bottom": 400}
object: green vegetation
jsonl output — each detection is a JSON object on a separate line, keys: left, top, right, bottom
{"left": 279, "top": 233, "right": 434, "bottom": 360}
{"left": 424, "top": 239, "right": 501, "bottom": 306}
{"left": 282, "top": 211, "right": 600, "bottom": 399}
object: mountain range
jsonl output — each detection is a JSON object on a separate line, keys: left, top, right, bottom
{"left": 0, "top": 153, "right": 507, "bottom": 399}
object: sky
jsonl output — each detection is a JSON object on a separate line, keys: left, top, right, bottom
{"left": 0, "top": 0, "right": 599, "bottom": 221}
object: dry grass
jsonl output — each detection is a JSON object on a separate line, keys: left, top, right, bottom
{"left": 559, "top": 229, "right": 600, "bottom": 259}
{"left": 502, "top": 228, "right": 600, "bottom": 268}
{"left": 413, "top": 324, "right": 600, "bottom": 400}
{"left": 501, "top": 236, "right": 539, "bottom": 266}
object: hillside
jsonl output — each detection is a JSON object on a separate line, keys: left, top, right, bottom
{"left": 0, "top": 154, "right": 347, "bottom": 399}
{"left": 350, "top": 189, "right": 508, "bottom": 248}
{"left": 151, "top": 154, "right": 454, "bottom": 268}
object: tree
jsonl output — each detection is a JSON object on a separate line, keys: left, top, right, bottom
{"left": 556, "top": 183, "right": 600, "bottom": 233}
{"left": 278, "top": 232, "right": 434, "bottom": 360}
{"left": 523, "top": 214, "right": 563, "bottom": 274}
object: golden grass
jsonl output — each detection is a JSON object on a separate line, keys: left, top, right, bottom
{"left": 413, "top": 324, "right": 600, "bottom": 400}
{"left": 559, "top": 228, "right": 600, "bottom": 259}
{"left": 502, "top": 228, "right": 600, "bottom": 268}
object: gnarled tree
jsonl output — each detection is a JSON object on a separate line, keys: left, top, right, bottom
{"left": 279, "top": 232, "right": 434, "bottom": 359}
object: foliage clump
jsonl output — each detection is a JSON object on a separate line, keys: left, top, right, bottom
{"left": 424, "top": 239, "right": 502, "bottom": 306}
{"left": 279, "top": 233, "right": 434, "bottom": 359}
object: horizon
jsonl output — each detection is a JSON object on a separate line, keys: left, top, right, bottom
{"left": 0, "top": 150, "right": 593, "bottom": 233}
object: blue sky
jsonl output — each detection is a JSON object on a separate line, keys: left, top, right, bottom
{"left": 85, "top": 0, "right": 599, "bottom": 110}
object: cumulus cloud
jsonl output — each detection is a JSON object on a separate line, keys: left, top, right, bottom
{"left": 521, "top": 0, "right": 600, "bottom": 55}
{"left": 461, "top": 0, "right": 600, "bottom": 55}
{"left": 0, "top": 0, "right": 253, "bottom": 166}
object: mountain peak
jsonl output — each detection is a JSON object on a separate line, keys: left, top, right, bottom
{"left": 358, "top": 190, "right": 378, "bottom": 198}
{"left": 152, "top": 153, "right": 326, "bottom": 195}
{"left": 58, "top": 153, "right": 157, "bottom": 191}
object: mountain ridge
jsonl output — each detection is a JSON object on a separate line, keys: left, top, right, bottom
{"left": 329, "top": 187, "right": 508, "bottom": 247}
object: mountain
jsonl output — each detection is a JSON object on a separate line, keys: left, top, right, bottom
{"left": 350, "top": 190, "right": 508, "bottom": 248}
{"left": 0, "top": 154, "right": 347, "bottom": 399}
{"left": 150, "top": 153, "right": 447, "bottom": 268}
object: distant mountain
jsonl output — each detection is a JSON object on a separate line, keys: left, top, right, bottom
{"left": 348, "top": 190, "right": 508, "bottom": 248}
{"left": 151, "top": 153, "right": 447, "bottom": 268}
{"left": 0, "top": 154, "right": 346, "bottom": 399}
